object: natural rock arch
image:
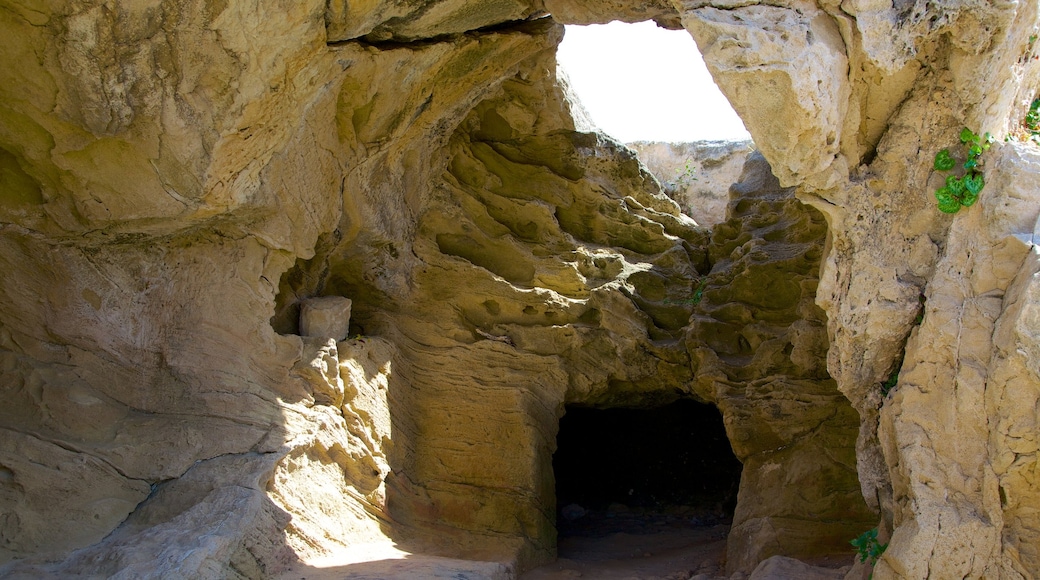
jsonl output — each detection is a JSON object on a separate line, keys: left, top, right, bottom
{"left": 0, "top": 0, "right": 1038, "bottom": 578}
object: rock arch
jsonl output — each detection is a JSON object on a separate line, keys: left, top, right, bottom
{"left": 0, "top": 0, "right": 1038, "bottom": 578}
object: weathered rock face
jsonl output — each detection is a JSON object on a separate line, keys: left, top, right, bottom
{"left": 628, "top": 139, "right": 753, "bottom": 227}
{"left": 687, "top": 152, "right": 874, "bottom": 573}
{"left": 875, "top": 143, "right": 1040, "bottom": 579}
{"left": 273, "top": 60, "right": 714, "bottom": 567}
{"left": 2, "top": 0, "right": 1040, "bottom": 578}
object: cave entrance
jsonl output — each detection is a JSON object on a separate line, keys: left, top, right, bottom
{"left": 553, "top": 399, "right": 742, "bottom": 539}
{"left": 555, "top": 21, "right": 750, "bottom": 143}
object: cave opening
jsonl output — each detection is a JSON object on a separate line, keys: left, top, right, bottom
{"left": 553, "top": 398, "right": 742, "bottom": 539}
{"left": 555, "top": 21, "right": 750, "bottom": 143}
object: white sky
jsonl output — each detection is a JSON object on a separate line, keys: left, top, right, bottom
{"left": 556, "top": 21, "right": 751, "bottom": 143}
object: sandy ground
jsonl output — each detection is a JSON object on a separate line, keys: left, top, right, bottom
{"left": 520, "top": 507, "right": 730, "bottom": 580}
{"left": 277, "top": 527, "right": 726, "bottom": 580}
{"left": 278, "top": 510, "right": 855, "bottom": 580}
{"left": 520, "top": 525, "right": 729, "bottom": 580}
{"left": 277, "top": 541, "right": 514, "bottom": 580}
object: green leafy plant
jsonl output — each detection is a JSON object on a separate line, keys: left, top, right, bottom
{"left": 667, "top": 159, "right": 698, "bottom": 191}
{"left": 1025, "top": 98, "right": 1040, "bottom": 144}
{"left": 933, "top": 128, "right": 993, "bottom": 214}
{"left": 691, "top": 278, "right": 707, "bottom": 306}
{"left": 881, "top": 369, "right": 899, "bottom": 396}
{"left": 663, "top": 278, "right": 708, "bottom": 307}
{"left": 851, "top": 527, "right": 888, "bottom": 572}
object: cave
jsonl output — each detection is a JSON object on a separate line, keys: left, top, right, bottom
{"left": 4, "top": 0, "right": 1038, "bottom": 577}
{"left": 553, "top": 399, "right": 742, "bottom": 537}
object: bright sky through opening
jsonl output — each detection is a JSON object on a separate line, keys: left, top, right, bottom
{"left": 556, "top": 21, "right": 751, "bottom": 143}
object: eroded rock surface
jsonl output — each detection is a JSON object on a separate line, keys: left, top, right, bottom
{"left": 629, "top": 140, "right": 753, "bottom": 227}
{"left": 1, "top": 0, "right": 1040, "bottom": 578}
{"left": 687, "top": 152, "right": 874, "bottom": 573}
{"left": 273, "top": 60, "right": 712, "bottom": 568}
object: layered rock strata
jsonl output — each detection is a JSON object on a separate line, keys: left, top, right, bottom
{"left": 629, "top": 139, "right": 753, "bottom": 227}
{"left": 272, "top": 62, "right": 714, "bottom": 568}
{"left": 687, "top": 152, "right": 875, "bottom": 573}
{"left": 1, "top": 0, "right": 1039, "bottom": 578}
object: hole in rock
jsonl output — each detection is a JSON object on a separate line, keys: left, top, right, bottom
{"left": 553, "top": 399, "right": 742, "bottom": 539}
{"left": 556, "top": 21, "right": 750, "bottom": 142}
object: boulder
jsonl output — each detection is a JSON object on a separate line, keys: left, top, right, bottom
{"left": 300, "top": 296, "right": 353, "bottom": 341}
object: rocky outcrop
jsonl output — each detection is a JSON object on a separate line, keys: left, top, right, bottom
{"left": 687, "top": 152, "right": 875, "bottom": 573}
{"left": 675, "top": 0, "right": 1040, "bottom": 576}
{"left": 628, "top": 139, "right": 753, "bottom": 227}
{"left": 272, "top": 61, "right": 712, "bottom": 567}
{"left": 875, "top": 143, "right": 1040, "bottom": 579}
{"left": 2, "top": 0, "right": 1040, "bottom": 577}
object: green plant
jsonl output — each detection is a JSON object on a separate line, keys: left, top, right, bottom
{"left": 851, "top": 527, "right": 888, "bottom": 571}
{"left": 1025, "top": 98, "right": 1040, "bottom": 144}
{"left": 668, "top": 159, "right": 698, "bottom": 191}
{"left": 691, "top": 278, "right": 707, "bottom": 306}
{"left": 881, "top": 369, "right": 899, "bottom": 396}
{"left": 663, "top": 279, "right": 708, "bottom": 307}
{"left": 933, "top": 128, "right": 993, "bottom": 213}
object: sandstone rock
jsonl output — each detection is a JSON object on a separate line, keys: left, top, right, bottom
{"left": 292, "top": 337, "right": 346, "bottom": 406}
{"left": 748, "top": 555, "right": 846, "bottom": 580}
{"left": 687, "top": 152, "right": 875, "bottom": 573}
{"left": 874, "top": 142, "right": 1040, "bottom": 579}
{"left": 628, "top": 140, "right": 753, "bottom": 227}
{"left": 681, "top": 4, "right": 851, "bottom": 191}
{"left": 0, "top": 453, "right": 295, "bottom": 578}
{"left": 0, "top": 429, "right": 150, "bottom": 564}
{"left": 327, "top": 0, "right": 545, "bottom": 43}
{"left": 300, "top": 296, "right": 353, "bottom": 341}
{"left": 2, "top": 0, "right": 1040, "bottom": 578}
{"left": 544, "top": 0, "right": 681, "bottom": 28}
{"left": 354, "top": 72, "right": 711, "bottom": 566}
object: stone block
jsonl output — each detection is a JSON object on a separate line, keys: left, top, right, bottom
{"left": 300, "top": 296, "right": 352, "bottom": 341}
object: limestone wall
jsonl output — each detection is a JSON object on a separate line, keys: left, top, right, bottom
{"left": 0, "top": 0, "right": 1039, "bottom": 578}
{"left": 628, "top": 140, "right": 753, "bottom": 227}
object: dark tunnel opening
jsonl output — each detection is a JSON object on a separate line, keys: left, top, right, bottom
{"left": 553, "top": 399, "right": 742, "bottom": 538}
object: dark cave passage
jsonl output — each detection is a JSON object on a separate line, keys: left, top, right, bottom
{"left": 553, "top": 399, "right": 742, "bottom": 537}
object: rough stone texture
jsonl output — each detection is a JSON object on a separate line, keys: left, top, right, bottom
{"left": 282, "top": 68, "right": 714, "bottom": 569}
{"left": 326, "top": 0, "right": 546, "bottom": 43}
{"left": 628, "top": 140, "right": 754, "bottom": 227}
{"left": 0, "top": 428, "right": 150, "bottom": 563}
{"left": 0, "top": 2, "right": 570, "bottom": 575}
{"left": 749, "top": 555, "right": 847, "bottom": 580}
{"left": 299, "top": 296, "right": 353, "bottom": 340}
{"left": 687, "top": 152, "right": 875, "bottom": 573}
{"left": 874, "top": 143, "right": 1040, "bottom": 579}
{"left": 543, "top": 0, "right": 682, "bottom": 29}
{"left": 0, "top": 453, "right": 296, "bottom": 579}
{"left": 681, "top": 2, "right": 852, "bottom": 191}
{"left": 676, "top": 0, "right": 1040, "bottom": 576}
{"left": 270, "top": 336, "right": 396, "bottom": 560}
{"left": 2, "top": 0, "right": 1040, "bottom": 577}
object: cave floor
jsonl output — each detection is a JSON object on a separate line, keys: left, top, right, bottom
{"left": 276, "top": 511, "right": 855, "bottom": 579}
{"left": 276, "top": 540, "right": 514, "bottom": 579}
{"left": 521, "top": 508, "right": 730, "bottom": 580}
